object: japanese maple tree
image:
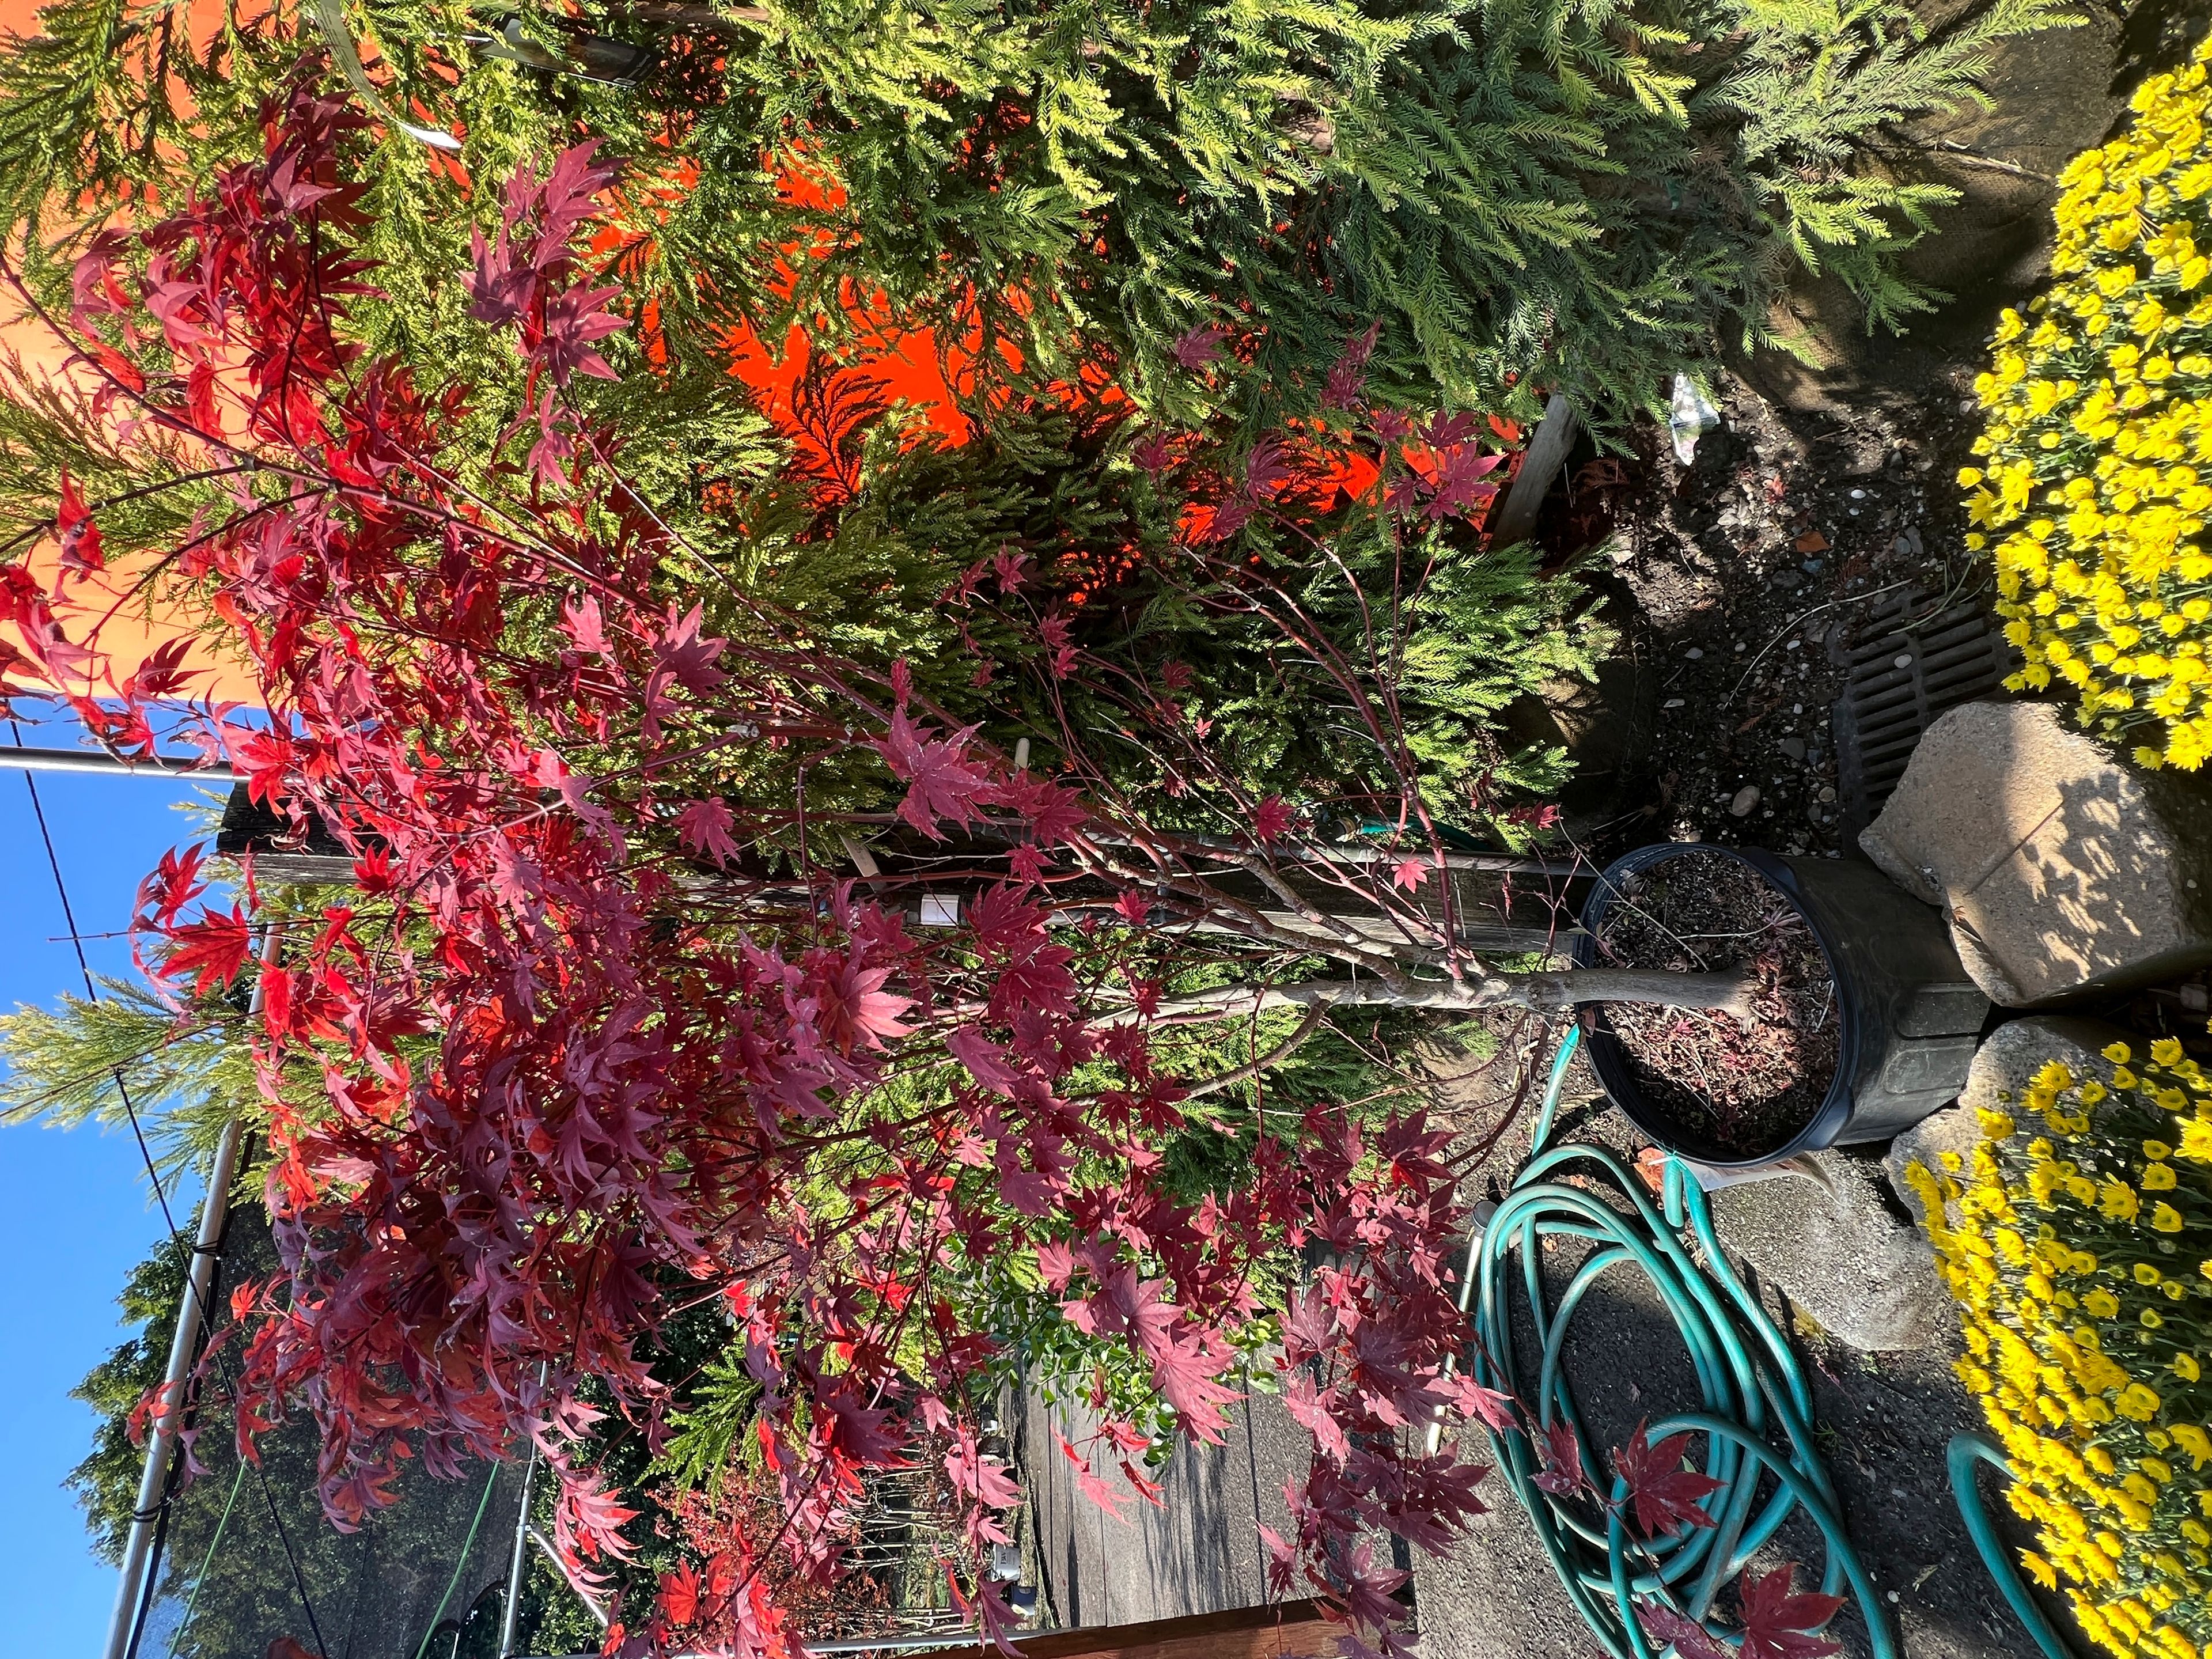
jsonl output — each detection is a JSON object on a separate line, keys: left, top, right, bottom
{"left": 5, "top": 85, "right": 1771, "bottom": 1658}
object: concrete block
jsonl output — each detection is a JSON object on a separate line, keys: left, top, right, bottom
{"left": 1884, "top": 1016, "right": 2130, "bottom": 1228}
{"left": 1859, "top": 700, "right": 2212, "bottom": 1006}
{"left": 1709, "top": 1148, "right": 1952, "bottom": 1351}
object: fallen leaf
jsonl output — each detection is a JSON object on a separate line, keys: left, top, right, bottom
{"left": 1793, "top": 532, "right": 1829, "bottom": 555}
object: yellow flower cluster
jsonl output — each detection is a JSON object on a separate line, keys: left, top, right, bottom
{"left": 1912, "top": 1037, "right": 2212, "bottom": 1658}
{"left": 1963, "top": 38, "right": 2212, "bottom": 770}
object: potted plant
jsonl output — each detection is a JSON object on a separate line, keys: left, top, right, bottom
{"left": 1572, "top": 844, "right": 1991, "bottom": 1166}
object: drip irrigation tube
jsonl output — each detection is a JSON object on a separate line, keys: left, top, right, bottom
{"left": 1461, "top": 1025, "right": 1897, "bottom": 1659}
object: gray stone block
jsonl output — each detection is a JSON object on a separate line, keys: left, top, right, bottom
{"left": 1709, "top": 1149, "right": 1952, "bottom": 1351}
{"left": 1859, "top": 700, "right": 2212, "bottom": 1006}
{"left": 1884, "top": 1016, "right": 2134, "bottom": 1229}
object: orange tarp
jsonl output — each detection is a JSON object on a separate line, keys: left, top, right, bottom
{"left": 0, "top": 0, "right": 260, "bottom": 706}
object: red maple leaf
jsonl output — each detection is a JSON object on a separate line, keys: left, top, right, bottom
{"left": 658, "top": 1561, "right": 700, "bottom": 1627}
{"left": 1390, "top": 855, "right": 1429, "bottom": 892}
{"left": 653, "top": 604, "right": 729, "bottom": 696}
{"left": 676, "top": 797, "right": 738, "bottom": 866}
{"left": 947, "top": 1025, "right": 1020, "bottom": 1096}
{"left": 464, "top": 225, "right": 533, "bottom": 327}
{"left": 1612, "top": 1421, "right": 1722, "bottom": 1539}
{"left": 1431, "top": 1372, "right": 1518, "bottom": 1433}
{"left": 1251, "top": 795, "right": 1294, "bottom": 843}
{"left": 562, "top": 593, "right": 612, "bottom": 658}
{"left": 539, "top": 281, "right": 626, "bottom": 385}
{"left": 1196, "top": 498, "right": 1251, "bottom": 543}
{"left": 163, "top": 905, "right": 253, "bottom": 994}
{"left": 1245, "top": 436, "right": 1295, "bottom": 497}
{"left": 1054, "top": 1430, "right": 1132, "bottom": 1521}
{"left": 1172, "top": 324, "right": 1229, "bottom": 370}
{"left": 535, "top": 139, "right": 622, "bottom": 248}
{"left": 1321, "top": 358, "right": 1365, "bottom": 411}
{"left": 1634, "top": 1599, "right": 1730, "bottom": 1659}
{"left": 1425, "top": 444, "right": 1505, "bottom": 521}
{"left": 946, "top": 1432, "right": 1022, "bottom": 1509}
{"left": 992, "top": 773, "right": 1088, "bottom": 846}
{"left": 137, "top": 843, "right": 207, "bottom": 929}
{"left": 1149, "top": 1332, "right": 1239, "bottom": 1442}
{"left": 56, "top": 471, "right": 104, "bottom": 572}
{"left": 1531, "top": 1416, "right": 1592, "bottom": 1499}
{"left": 810, "top": 955, "right": 914, "bottom": 1052}
{"left": 121, "top": 637, "right": 198, "bottom": 702}
{"left": 1280, "top": 1286, "right": 1336, "bottom": 1361}
{"left": 1282, "top": 1372, "right": 1351, "bottom": 1463}
{"left": 1736, "top": 1565, "right": 1844, "bottom": 1659}
{"left": 1132, "top": 431, "right": 1177, "bottom": 476}
{"left": 817, "top": 1378, "right": 908, "bottom": 1466}
{"left": 558, "top": 1476, "right": 639, "bottom": 1565}
{"left": 874, "top": 708, "right": 989, "bottom": 840}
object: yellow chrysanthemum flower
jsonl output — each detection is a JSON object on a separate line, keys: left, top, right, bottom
{"left": 1909, "top": 969, "right": 2212, "bottom": 1659}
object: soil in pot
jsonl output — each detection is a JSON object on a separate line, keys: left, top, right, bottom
{"left": 1589, "top": 850, "right": 1840, "bottom": 1161}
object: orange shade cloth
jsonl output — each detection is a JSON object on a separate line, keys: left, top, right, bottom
{"left": 0, "top": 0, "right": 264, "bottom": 708}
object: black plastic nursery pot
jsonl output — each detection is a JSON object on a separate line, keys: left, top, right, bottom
{"left": 1570, "top": 843, "right": 1991, "bottom": 1169}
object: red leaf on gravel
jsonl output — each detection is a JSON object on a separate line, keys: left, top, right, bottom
{"left": 1737, "top": 1564, "right": 1843, "bottom": 1659}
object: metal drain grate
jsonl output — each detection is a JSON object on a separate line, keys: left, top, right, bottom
{"left": 1829, "top": 590, "right": 2015, "bottom": 839}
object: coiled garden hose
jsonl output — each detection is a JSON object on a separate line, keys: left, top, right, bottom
{"left": 1460, "top": 1025, "right": 1898, "bottom": 1659}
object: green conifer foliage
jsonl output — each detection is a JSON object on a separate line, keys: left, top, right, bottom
{"left": 675, "top": 0, "right": 2078, "bottom": 421}
{"left": 1, "top": 0, "right": 2073, "bottom": 430}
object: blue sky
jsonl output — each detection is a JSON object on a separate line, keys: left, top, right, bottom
{"left": 0, "top": 757, "right": 226, "bottom": 1655}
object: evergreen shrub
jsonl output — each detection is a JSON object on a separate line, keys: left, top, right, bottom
{"left": 0, "top": 0, "right": 2075, "bottom": 428}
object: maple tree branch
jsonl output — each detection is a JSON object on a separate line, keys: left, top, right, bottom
{"left": 1176, "top": 1001, "right": 1332, "bottom": 1100}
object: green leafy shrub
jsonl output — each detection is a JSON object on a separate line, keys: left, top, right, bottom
{"left": 0, "top": 0, "right": 2075, "bottom": 429}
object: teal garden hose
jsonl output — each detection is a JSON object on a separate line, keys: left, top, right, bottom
{"left": 1948, "top": 1434, "right": 2078, "bottom": 1659}
{"left": 1460, "top": 1024, "right": 1897, "bottom": 1659}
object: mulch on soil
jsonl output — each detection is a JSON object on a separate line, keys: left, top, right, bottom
{"left": 1589, "top": 850, "right": 1840, "bottom": 1161}
{"left": 1533, "top": 356, "right": 1994, "bottom": 859}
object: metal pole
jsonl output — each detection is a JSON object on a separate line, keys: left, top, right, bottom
{"left": 524, "top": 1529, "right": 606, "bottom": 1628}
{"left": 498, "top": 1378, "right": 546, "bottom": 1659}
{"left": 101, "top": 927, "right": 274, "bottom": 1659}
{"left": 0, "top": 745, "right": 237, "bottom": 782}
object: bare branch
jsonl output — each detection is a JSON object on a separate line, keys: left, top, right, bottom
{"left": 1176, "top": 1002, "right": 1333, "bottom": 1100}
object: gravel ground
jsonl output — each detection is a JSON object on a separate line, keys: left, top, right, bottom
{"left": 1531, "top": 360, "right": 1998, "bottom": 862}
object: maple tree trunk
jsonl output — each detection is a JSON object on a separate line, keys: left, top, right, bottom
{"left": 1152, "top": 965, "right": 1761, "bottom": 1024}
{"left": 1499, "top": 966, "right": 1761, "bottom": 1023}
